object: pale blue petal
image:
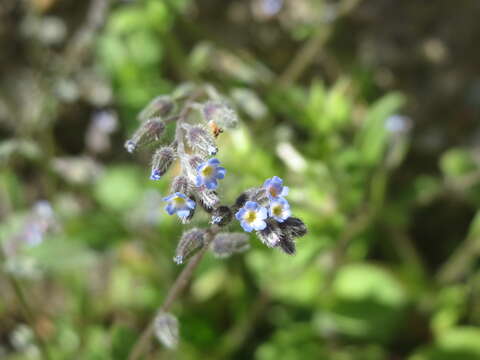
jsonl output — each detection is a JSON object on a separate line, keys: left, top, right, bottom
{"left": 205, "top": 178, "right": 217, "bottom": 190}
{"left": 245, "top": 201, "right": 257, "bottom": 210}
{"left": 187, "top": 199, "right": 196, "bottom": 209}
{"left": 253, "top": 220, "right": 267, "bottom": 231}
{"left": 258, "top": 207, "right": 268, "bottom": 220}
{"left": 177, "top": 209, "right": 190, "bottom": 218}
{"left": 235, "top": 208, "right": 246, "bottom": 220}
{"left": 240, "top": 221, "right": 253, "bottom": 232}
{"left": 163, "top": 194, "right": 175, "bottom": 202}
{"left": 165, "top": 204, "right": 175, "bottom": 215}
{"left": 216, "top": 167, "right": 226, "bottom": 179}
{"left": 208, "top": 158, "right": 220, "bottom": 166}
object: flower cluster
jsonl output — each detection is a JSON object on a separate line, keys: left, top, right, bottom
{"left": 234, "top": 176, "right": 304, "bottom": 254}
{"left": 126, "top": 86, "right": 306, "bottom": 261}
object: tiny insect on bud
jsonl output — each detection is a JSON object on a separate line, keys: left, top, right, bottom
{"left": 125, "top": 118, "right": 166, "bottom": 153}
{"left": 185, "top": 124, "right": 218, "bottom": 156}
{"left": 154, "top": 312, "right": 179, "bottom": 349}
{"left": 278, "top": 217, "right": 307, "bottom": 239}
{"left": 197, "top": 187, "right": 220, "bottom": 213}
{"left": 211, "top": 205, "right": 233, "bottom": 226}
{"left": 256, "top": 219, "right": 283, "bottom": 248}
{"left": 211, "top": 232, "right": 250, "bottom": 258}
{"left": 174, "top": 228, "right": 205, "bottom": 264}
{"left": 138, "top": 95, "right": 175, "bottom": 121}
{"left": 202, "top": 100, "right": 239, "bottom": 129}
{"left": 151, "top": 146, "right": 176, "bottom": 180}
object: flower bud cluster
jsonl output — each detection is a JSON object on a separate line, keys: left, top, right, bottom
{"left": 126, "top": 88, "right": 306, "bottom": 262}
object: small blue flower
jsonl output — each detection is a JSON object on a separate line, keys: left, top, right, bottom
{"left": 235, "top": 201, "right": 268, "bottom": 232}
{"left": 196, "top": 158, "right": 226, "bottom": 190}
{"left": 269, "top": 197, "right": 291, "bottom": 223}
{"left": 263, "top": 176, "right": 289, "bottom": 200}
{"left": 163, "top": 192, "right": 196, "bottom": 220}
{"left": 150, "top": 169, "right": 162, "bottom": 181}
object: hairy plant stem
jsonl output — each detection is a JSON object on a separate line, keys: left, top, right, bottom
{"left": 128, "top": 225, "right": 220, "bottom": 360}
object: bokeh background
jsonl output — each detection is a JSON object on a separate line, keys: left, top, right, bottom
{"left": 2, "top": 0, "right": 480, "bottom": 359}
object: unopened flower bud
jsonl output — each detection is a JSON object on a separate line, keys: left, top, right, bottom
{"left": 171, "top": 175, "right": 192, "bottom": 196}
{"left": 185, "top": 125, "right": 218, "bottom": 156}
{"left": 125, "top": 118, "right": 166, "bottom": 153}
{"left": 232, "top": 192, "right": 249, "bottom": 213}
{"left": 278, "top": 217, "right": 307, "bottom": 238}
{"left": 197, "top": 188, "right": 220, "bottom": 213}
{"left": 211, "top": 232, "right": 250, "bottom": 258}
{"left": 203, "top": 100, "right": 239, "bottom": 129}
{"left": 174, "top": 228, "right": 205, "bottom": 264}
{"left": 151, "top": 146, "right": 176, "bottom": 180}
{"left": 278, "top": 236, "right": 296, "bottom": 255}
{"left": 211, "top": 206, "right": 233, "bottom": 226}
{"left": 256, "top": 219, "right": 283, "bottom": 248}
{"left": 154, "top": 312, "right": 179, "bottom": 349}
{"left": 138, "top": 95, "right": 175, "bottom": 121}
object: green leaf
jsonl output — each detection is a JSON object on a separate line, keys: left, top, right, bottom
{"left": 330, "top": 263, "right": 408, "bottom": 342}
{"left": 440, "top": 148, "right": 477, "bottom": 178}
{"left": 356, "top": 92, "right": 406, "bottom": 165}
{"left": 94, "top": 166, "right": 144, "bottom": 211}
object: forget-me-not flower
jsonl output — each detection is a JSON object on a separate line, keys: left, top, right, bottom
{"left": 235, "top": 201, "right": 268, "bottom": 232}
{"left": 163, "top": 192, "right": 196, "bottom": 220}
{"left": 150, "top": 169, "right": 162, "bottom": 180}
{"left": 269, "top": 197, "right": 291, "bottom": 223}
{"left": 263, "top": 176, "right": 289, "bottom": 200}
{"left": 196, "top": 158, "right": 226, "bottom": 190}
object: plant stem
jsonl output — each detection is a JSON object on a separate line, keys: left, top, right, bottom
{"left": 277, "top": 0, "right": 363, "bottom": 88}
{"left": 128, "top": 225, "right": 219, "bottom": 360}
{"left": 6, "top": 274, "right": 51, "bottom": 360}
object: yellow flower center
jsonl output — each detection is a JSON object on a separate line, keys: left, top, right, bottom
{"left": 202, "top": 165, "right": 214, "bottom": 177}
{"left": 244, "top": 211, "right": 257, "bottom": 223}
{"left": 272, "top": 205, "right": 282, "bottom": 217}
{"left": 173, "top": 197, "right": 186, "bottom": 206}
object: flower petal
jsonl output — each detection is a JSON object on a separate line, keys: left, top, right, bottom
{"left": 235, "top": 208, "right": 246, "bottom": 220}
{"left": 187, "top": 199, "right": 196, "bottom": 209}
{"left": 216, "top": 167, "right": 226, "bottom": 179}
{"left": 252, "top": 219, "right": 267, "bottom": 231}
{"left": 258, "top": 207, "right": 268, "bottom": 220}
{"left": 205, "top": 178, "right": 218, "bottom": 190}
{"left": 240, "top": 220, "right": 253, "bottom": 232}
{"left": 177, "top": 209, "right": 190, "bottom": 218}
{"left": 165, "top": 203, "right": 176, "bottom": 215}
{"left": 208, "top": 158, "right": 220, "bottom": 166}
{"left": 163, "top": 194, "right": 175, "bottom": 202}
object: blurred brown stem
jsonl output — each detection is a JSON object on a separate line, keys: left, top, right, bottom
{"left": 63, "top": 0, "right": 111, "bottom": 72}
{"left": 128, "top": 225, "right": 219, "bottom": 360}
{"left": 6, "top": 274, "right": 51, "bottom": 360}
{"left": 277, "top": 0, "right": 363, "bottom": 88}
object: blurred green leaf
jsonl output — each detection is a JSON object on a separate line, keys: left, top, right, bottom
{"left": 329, "top": 263, "right": 408, "bottom": 342}
{"left": 356, "top": 92, "right": 406, "bottom": 165}
{"left": 94, "top": 166, "right": 143, "bottom": 211}
{"left": 440, "top": 148, "right": 478, "bottom": 178}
